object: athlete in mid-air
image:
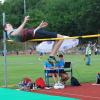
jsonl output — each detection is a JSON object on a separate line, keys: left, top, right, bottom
{"left": 4, "top": 16, "right": 65, "bottom": 61}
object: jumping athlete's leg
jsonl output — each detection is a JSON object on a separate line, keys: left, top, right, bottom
{"left": 34, "top": 29, "right": 64, "bottom": 61}
{"left": 50, "top": 34, "right": 63, "bottom": 56}
{"left": 49, "top": 34, "right": 64, "bottom": 59}
{"left": 52, "top": 41, "right": 57, "bottom": 50}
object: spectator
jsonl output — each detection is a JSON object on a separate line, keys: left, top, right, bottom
{"left": 56, "top": 53, "right": 69, "bottom": 84}
{"left": 85, "top": 42, "right": 92, "bottom": 65}
{"left": 44, "top": 58, "right": 58, "bottom": 84}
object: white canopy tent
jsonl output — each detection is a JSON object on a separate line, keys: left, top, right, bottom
{"left": 36, "top": 36, "right": 79, "bottom": 53}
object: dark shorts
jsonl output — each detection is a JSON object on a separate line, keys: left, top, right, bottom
{"left": 46, "top": 70, "right": 57, "bottom": 74}
{"left": 21, "top": 29, "right": 34, "bottom": 42}
{"left": 56, "top": 69, "right": 65, "bottom": 73}
{"left": 34, "top": 29, "right": 57, "bottom": 39}
{"left": 18, "top": 28, "right": 57, "bottom": 42}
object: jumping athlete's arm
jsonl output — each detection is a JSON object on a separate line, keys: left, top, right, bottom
{"left": 11, "top": 16, "right": 29, "bottom": 36}
{"left": 39, "top": 21, "right": 48, "bottom": 28}
{"left": 34, "top": 21, "right": 48, "bottom": 34}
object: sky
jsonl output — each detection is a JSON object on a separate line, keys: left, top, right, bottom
{"left": 0, "top": 0, "right": 4, "bottom": 3}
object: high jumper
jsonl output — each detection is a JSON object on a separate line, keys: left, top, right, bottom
{"left": 3, "top": 16, "right": 65, "bottom": 61}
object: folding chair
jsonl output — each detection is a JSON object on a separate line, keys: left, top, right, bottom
{"left": 64, "top": 62, "right": 73, "bottom": 83}
{"left": 44, "top": 69, "right": 52, "bottom": 87}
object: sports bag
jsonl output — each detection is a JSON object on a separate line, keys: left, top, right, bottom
{"left": 35, "top": 77, "right": 46, "bottom": 88}
{"left": 96, "top": 73, "right": 100, "bottom": 84}
{"left": 71, "top": 77, "right": 81, "bottom": 86}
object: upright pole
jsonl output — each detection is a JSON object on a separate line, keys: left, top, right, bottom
{"left": 24, "top": 0, "right": 27, "bottom": 53}
{"left": 98, "top": 33, "right": 100, "bottom": 45}
{"left": 3, "top": 12, "right": 7, "bottom": 87}
{"left": 24, "top": 0, "right": 26, "bottom": 14}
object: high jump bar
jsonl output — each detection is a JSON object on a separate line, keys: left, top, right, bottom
{"left": 7, "top": 34, "right": 100, "bottom": 42}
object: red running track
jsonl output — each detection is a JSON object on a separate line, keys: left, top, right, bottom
{"left": 32, "top": 83, "right": 100, "bottom": 100}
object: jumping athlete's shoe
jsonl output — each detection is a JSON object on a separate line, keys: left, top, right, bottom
{"left": 48, "top": 56, "right": 57, "bottom": 63}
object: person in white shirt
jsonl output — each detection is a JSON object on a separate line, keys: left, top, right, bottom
{"left": 85, "top": 42, "right": 92, "bottom": 65}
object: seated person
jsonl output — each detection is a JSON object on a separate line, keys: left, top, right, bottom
{"left": 56, "top": 53, "right": 69, "bottom": 84}
{"left": 96, "top": 72, "right": 100, "bottom": 84}
{"left": 44, "top": 58, "right": 58, "bottom": 84}
{"left": 18, "top": 77, "right": 33, "bottom": 91}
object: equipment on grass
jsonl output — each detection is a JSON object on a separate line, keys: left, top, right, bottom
{"left": 35, "top": 77, "right": 46, "bottom": 88}
{"left": 54, "top": 82, "right": 65, "bottom": 89}
{"left": 36, "top": 37, "right": 79, "bottom": 53}
{"left": 71, "top": 76, "right": 81, "bottom": 86}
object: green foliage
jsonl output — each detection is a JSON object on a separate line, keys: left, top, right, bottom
{"left": 0, "top": 0, "right": 100, "bottom": 39}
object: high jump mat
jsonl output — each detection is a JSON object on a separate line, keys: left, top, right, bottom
{"left": 0, "top": 88, "right": 79, "bottom": 100}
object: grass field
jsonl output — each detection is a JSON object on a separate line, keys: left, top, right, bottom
{"left": 0, "top": 54, "right": 100, "bottom": 88}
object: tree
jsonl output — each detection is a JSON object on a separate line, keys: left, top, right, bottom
{"left": 0, "top": 0, "right": 100, "bottom": 40}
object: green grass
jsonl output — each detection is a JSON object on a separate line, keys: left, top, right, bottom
{"left": 0, "top": 54, "right": 100, "bottom": 87}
